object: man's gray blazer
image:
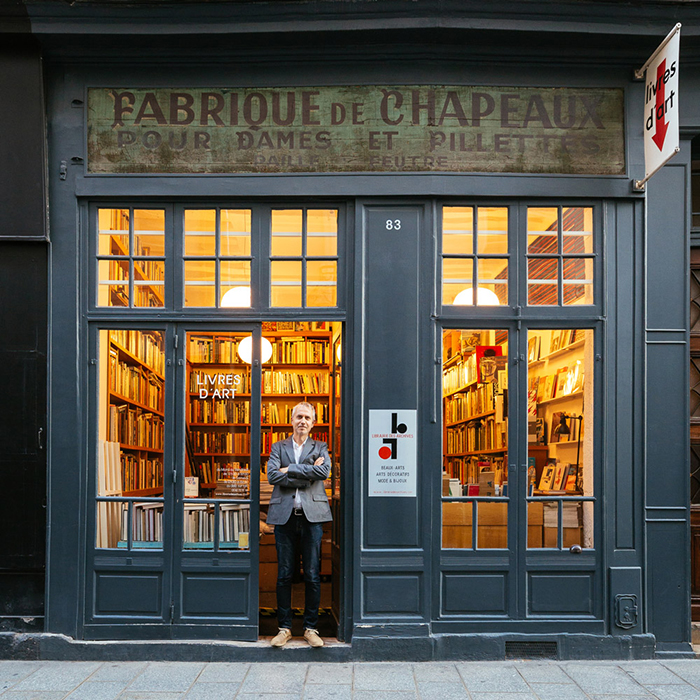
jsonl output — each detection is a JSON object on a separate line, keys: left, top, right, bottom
{"left": 266, "top": 437, "right": 332, "bottom": 525}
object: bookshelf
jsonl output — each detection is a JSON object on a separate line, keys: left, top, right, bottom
{"left": 442, "top": 330, "right": 508, "bottom": 496}
{"left": 96, "top": 329, "right": 166, "bottom": 549}
{"left": 527, "top": 329, "right": 587, "bottom": 497}
{"left": 107, "top": 330, "right": 165, "bottom": 498}
{"left": 185, "top": 329, "right": 333, "bottom": 499}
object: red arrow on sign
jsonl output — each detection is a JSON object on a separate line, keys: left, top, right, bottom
{"left": 652, "top": 59, "right": 669, "bottom": 151}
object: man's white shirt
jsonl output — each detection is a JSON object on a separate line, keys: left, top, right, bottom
{"left": 292, "top": 437, "right": 308, "bottom": 510}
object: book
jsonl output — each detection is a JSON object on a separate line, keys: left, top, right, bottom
{"left": 550, "top": 411, "right": 565, "bottom": 443}
{"left": 553, "top": 462, "right": 568, "bottom": 490}
{"left": 476, "top": 345, "right": 503, "bottom": 384}
{"left": 563, "top": 464, "right": 579, "bottom": 491}
{"left": 527, "top": 376, "right": 539, "bottom": 418}
{"left": 478, "top": 470, "right": 495, "bottom": 496}
{"left": 545, "top": 375, "right": 556, "bottom": 400}
{"left": 554, "top": 367, "right": 568, "bottom": 397}
{"left": 538, "top": 461, "right": 557, "bottom": 490}
{"left": 528, "top": 335, "right": 540, "bottom": 363}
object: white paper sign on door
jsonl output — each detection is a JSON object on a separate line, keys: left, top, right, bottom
{"left": 368, "top": 409, "right": 417, "bottom": 497}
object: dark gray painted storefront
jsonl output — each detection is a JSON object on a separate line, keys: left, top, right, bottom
{"left": 2, "top": 0, "right": 697, "bottom": 659}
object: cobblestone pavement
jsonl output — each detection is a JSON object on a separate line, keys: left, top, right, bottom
{"left": 3, "top": 659, "right": 700, "bottom": 699}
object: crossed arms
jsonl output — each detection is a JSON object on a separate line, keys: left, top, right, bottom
{"left": 266, "top": 440, "right": 331, "bottom": 489}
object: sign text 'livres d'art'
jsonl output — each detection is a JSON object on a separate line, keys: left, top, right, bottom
{"left": 87, "top": 86, "right": 625, "bottom": 175}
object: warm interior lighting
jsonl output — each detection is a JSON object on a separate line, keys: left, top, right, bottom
{"left": 238, "top": 336, "right": 273, "bottom": 364}
{"left": 453, "top": 287, "right": 501, "bottom": 306}
{"left": 221, "top": 286, "right": 251, "bottom": 307}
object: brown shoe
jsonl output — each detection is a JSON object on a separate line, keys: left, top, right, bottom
{"left": 270, "top": 628, "right": 292, "bottom": 647}
{"left": 303, "top": 628, "right": 324, "bottom": 648}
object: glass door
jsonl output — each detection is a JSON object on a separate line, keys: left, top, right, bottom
{"left": 170, "top": 326, "right": 261, "bottom": 639}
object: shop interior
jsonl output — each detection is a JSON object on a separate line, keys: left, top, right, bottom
{"left": 442, "top": 327, "right": 594, "bottom": 550}
{"left": 96, "top": 322, "right": 342, "bottom": 637}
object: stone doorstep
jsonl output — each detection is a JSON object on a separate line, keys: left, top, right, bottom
{"left": 1, "top": 631, "right": 696, "bottom": 662}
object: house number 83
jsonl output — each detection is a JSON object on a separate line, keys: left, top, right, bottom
{"left": 385, "top": 219, "right": 402, "bottom": 230}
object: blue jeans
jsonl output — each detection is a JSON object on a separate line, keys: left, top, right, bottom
{"left": 274, "top": 512, "right": 323, "bottom": 630}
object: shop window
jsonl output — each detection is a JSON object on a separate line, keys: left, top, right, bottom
{"left": 185, "top": 332, "right": 252, "bottom": 550}
{"left": 442, "top": 329, "right": 509, "bottom": 549}
{"left": 270, "top": 209, "right": 338, "bottom": 308}
{"left": 527, "top": 207, "right": 594, "bottom": 306}
{"left": 184, "top": 209, "right": 252, "bottom": 307}
{"left": 526, "top": 329, "right": 594, "bottom": 549}
{"left": 97, "top": 208, "right": 165, "bottom": 308}
{"left": 96, "top": 329, "right": 165, "bottom": 549}
{"left": 441, "top": 207, "right": 509, "bottom": 306}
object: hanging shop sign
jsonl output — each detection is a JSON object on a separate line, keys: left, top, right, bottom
{"left": 87, "top": 86, "right": 625, "bottom": 175}
{"left": 368, "top": 410, "right": 417, "bottom": 497}
{"left": 635, "top": 24, "right": 681, "bottom": 188}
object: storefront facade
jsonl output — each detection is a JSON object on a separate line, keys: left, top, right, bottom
{"left": 8, "top": 0, "right": 699, "bottom": 659}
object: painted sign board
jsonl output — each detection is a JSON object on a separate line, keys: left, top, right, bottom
{"left": 637, "top": 24, "right": 681, "bottom": 186}
{"left": 368, "top": 410, "right": 417, "bottom": 497}
{"left": 87, "top": 86, "right": 625, "bottom": 175}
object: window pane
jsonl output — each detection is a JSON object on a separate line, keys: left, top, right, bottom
{"left": 563, "top": 258, "right": 594, "bottom": 305}
{"left": 134, "top": 210, "right": 165, "bottom": 257}
{"left": 306, "top": 260, "right": 337, "bottom": 307}
{"left": 526, "top": 329, "right": 593, "bottom": 549}
{"left": 271, "top": 260, "right": 302, "bottom": 307}
{"left": 528, "top": 257, "right": 559, "bottom": 306}
{"left": 220, "top": 261, "right": 251, "bottom": 308}
{"left": 98, "top": 259, "right": 129, "bottom": 307}
{"left": 186, "top": 332, "right": 252, "bottom": 550}
{"left": 442, "top": 329, "right": 509, "bottom": 550}
{"left": 443, "top": 258, "right": 473, "bottom": 306}
{"left": 271, "top": 210, "right": 303, "bottom": 257}
{"left": 527, "top": 207, "right": 558, "bottom": 254}
{"left": 477, "top": 258, "right": 508, "bottom": 306}
{"left": 477, "top": 501, "right": 508, "bottom": 549}
{"left": 220, "top": 209, "right": 251, "bottom": 256}
{"left": 442, "top": 501, "right": 473, "bottom": 549}
{"left": 563, "top": 207, "right": 593, "bottom": 254}
{"left": 442, "top": 207, "right": 473, "bottom": 255}
{"left": 97, "top": 330, "right": 165, "bottom": 549}
{"left": 185, "top": 209, "right": 216, "bottom": 256}
{"left": 477, "top": 207, "right": 508, "bottom": 255}
{"left": 307, "top": 209, "right": 338, "bottom": 256}
{"left": 184, "top": 260, "right": 215, "bottom": 307}
{"left": 98, "top": 208, "right": 130, "bottom": 255}
{"left": 134, "top": 260, "right": 165, "bottom": 308}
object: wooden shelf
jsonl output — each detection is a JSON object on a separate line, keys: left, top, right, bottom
{"left": 445, "top": 410, "right": 495, "bottom": 427}
{"left": 122, "top": 487, "right": 163, "bottom": 497}
{"left": 194, "top": 452, "right": 251, "bottom": 457}
{"left": 110, "top": 391, "right": 163, "bottom": 416}
{"left": 528, "top": 339, "right": 585, "bottom": 367}
{"left": 445, "top": 447, "right": 507, "bottom": 457}
{"left": 120, "top": 443, "right": 163, "bottom": 453}
{"left": 538, "top": 390, "right": 583, "bottom": 406}
{"left": 443, "top": 380, "right": 478, "bottom": 398}
{"left": 111, "top": 340, "right": 164, "bottom": 379}
{"left": 189, "top": 393, "right": 330, "bottom": 398}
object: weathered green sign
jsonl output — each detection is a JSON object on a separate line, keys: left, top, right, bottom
{"left": 87, "top": 86, "right": 625, "bottom": 175}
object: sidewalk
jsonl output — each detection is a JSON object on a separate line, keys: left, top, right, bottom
{"left": 3, "top": 658, "right": 700, "bottom": 699}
